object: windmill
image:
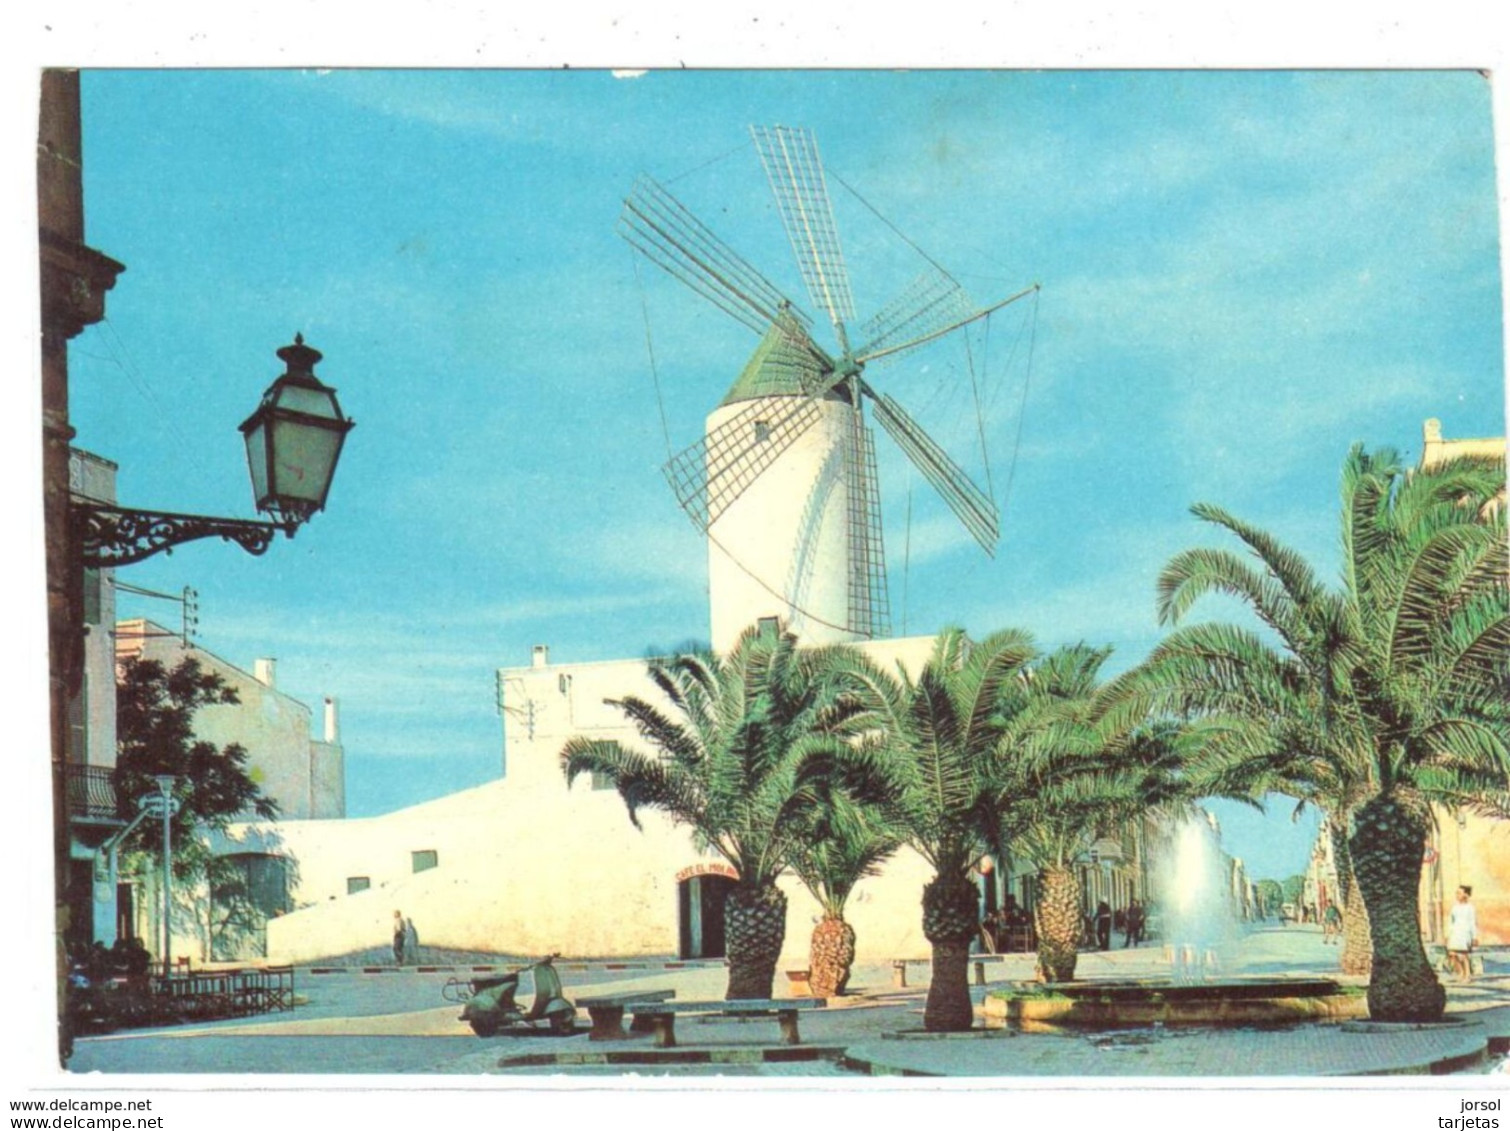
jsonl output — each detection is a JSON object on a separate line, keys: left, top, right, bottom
{"left": 621, "top": 125, "right": 1037, "bottom": 652}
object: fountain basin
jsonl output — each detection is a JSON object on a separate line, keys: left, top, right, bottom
{"left": 984, "top": 977, "right": 1367, "bottom": 1030}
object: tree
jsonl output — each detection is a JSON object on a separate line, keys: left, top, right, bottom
{"left": 1138, "top": 446, "right": 1509, "bottom": 1021}
{"left": 845, "top": 626, "right": 1038, "bottom": 1031}
{"left": 1254, "top": 878, "right": 1283, "bottom": 918}
{"left": 115, "top": 655, "right": 279, "bottom": 883}
{"left": 559, "top": 624, "right": 883, "bottom": 1000}
{"left": 787, "top": 777, "right": 900, "bottom": 998}
{"left": 994, "top": 646, "right": 1186, "bottom": 982}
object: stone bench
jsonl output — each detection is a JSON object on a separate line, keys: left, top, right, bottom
{"left": 577, "top": 989, "right": 677, "bottom": 1041}
{"left": 628, "top": 998, "right": 826, "bottom": 1049}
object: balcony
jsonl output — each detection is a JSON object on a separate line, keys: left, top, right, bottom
{"left": 66, "top": 762, "right": 121, "bottom": 823}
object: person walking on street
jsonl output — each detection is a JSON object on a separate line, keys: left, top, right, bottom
{"left": 1446, "top": 885, "right": 1478, "bottom": 981}
{"left": 1322, "top": 902, "right": 1342, "bottom": 945}
{"left": 392, "top": 910, "right": 406, "bottom": 966}
{"left": 1095, "top": 901, "right": 1113, "bottom": 951}
{"left": 403, "top": 916, "right": 420, "bottom": 965}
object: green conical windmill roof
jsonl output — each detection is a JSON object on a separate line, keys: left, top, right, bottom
{"left": 720, "top": 321, "right": 844, "bottom": 407}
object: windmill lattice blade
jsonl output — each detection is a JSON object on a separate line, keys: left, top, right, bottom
{"left": 856, "top": 269, "right": 981, "bottom": 364}
{"left": 662, "top": 395, "right": 825, "bottom": 530}
{"left": 620, "top": 175, "right": 816, "bottom": 341}
{"left": 869, "top": 391, "right": 999, "bottom": 554}
{"left": 751, "top": 125, "right": 856, "bottom": 330}
{"left": 846, "top": 417, "right": 892, "bottom": 638}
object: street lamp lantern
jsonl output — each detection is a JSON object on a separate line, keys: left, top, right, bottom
{"left": 74, "top": 334, "right": 354, "bottom": 567}
{"left": 240, "top": 334, "right": 354, "bottom": 528}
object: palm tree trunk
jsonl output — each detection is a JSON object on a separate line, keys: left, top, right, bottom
{"left": 1035, "top": 864, "right": 1082, "bottom": 983}
{"left": 807, "top": 913, "right": 855, "bottom": 999}
{"left": 1329, "top": 818, "right": 1372, "bottom": 976}
{"left": 921, "top": 871, "right": 978, "bottom": 1031}
{"left": 1349, "top": 795, "right": 1445, "bottom": 1022}
{"left": 724, "top": 883, "right": 787, "bottom": 1000}
{"left": 1340, "top": 858, "right": 1373, "bottom": 977}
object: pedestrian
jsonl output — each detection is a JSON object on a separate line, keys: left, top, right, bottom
{"left": 1322, "top": 902, "right": 1342, "bottom": 945}
{"left": 1095, "top": 901, "right": 1113, "bottom": 951}
{"left": 392, "top": 910, "right": 406, "bottom": 965}
{"left": 1446, "top": 885, "right": 1478, "bottom": 982}
{"left": 404, "top": 916, "right": 420, "bottom": 964}
{"left": 1124, "top": 900, "right": 1145, "bottom": 948}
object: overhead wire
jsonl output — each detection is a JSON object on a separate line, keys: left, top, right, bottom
{"left": 632, "top": 253, "right": 677, "bottom": 463}
{"left": 995, "top": 288, "right": 1041, "bottom": 548}
{"left": 93, "top": 316, "right": 214, "bottom": 480}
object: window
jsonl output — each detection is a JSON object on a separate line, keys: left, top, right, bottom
{"left": 346, "top": 876, "right": 370, "bottom": 895}
{"left": 591, "top": 771, "right": 614, "bottom": 791}
{"left": 411, "top": 850, "right": 438, "bottom": 874}
{"left": 757, "top": 616, "right": 779, "bottom": 639}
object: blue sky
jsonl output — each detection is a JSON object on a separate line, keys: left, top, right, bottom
{"left": 65, "top": 69, "right": 1505, "bottom": 882}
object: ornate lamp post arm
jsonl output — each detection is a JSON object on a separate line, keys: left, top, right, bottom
{"left": 73, "top": 503, "right": 294, "bottom": 568}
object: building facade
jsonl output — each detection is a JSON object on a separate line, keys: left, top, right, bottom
{"left": 1417, "top": 418, "right": 1508, "bottom": 945}
{"left": 110, "top": 621, "right": 346, "bottom": 962}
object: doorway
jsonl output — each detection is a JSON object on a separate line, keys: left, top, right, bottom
{"left": 677, "top": 873, "right": 736, "bottom": 959}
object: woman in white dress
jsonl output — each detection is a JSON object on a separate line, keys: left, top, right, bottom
{"left": 1446, "top": 885, "right": 1477, "bottom": 981}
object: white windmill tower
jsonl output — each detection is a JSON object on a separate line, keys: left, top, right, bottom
{"left": 620, "top": 125, "right": 1036, "bottom": 652}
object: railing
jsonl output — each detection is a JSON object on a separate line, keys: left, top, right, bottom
{"left": 149, "top": 967, "right": 296, "bottom": 1022}
{"left": 65, "top": 763, "right": 119, "bottom": 820}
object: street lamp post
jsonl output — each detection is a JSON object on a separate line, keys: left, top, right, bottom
{"left": 148, "top": 776, "right": 179, "bottom": 979}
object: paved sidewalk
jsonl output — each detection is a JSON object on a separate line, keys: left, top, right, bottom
{"left": 65, "top": 927, "right": 1510, "bottom": 1077}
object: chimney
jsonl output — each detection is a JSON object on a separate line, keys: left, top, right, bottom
{"left": 254, "top": 658, "right": 277, "bottom": 688}
{"left": 324, "top": 696, "right": 339, "bottom": 743}
{"left": 531, "top": 644, "right": 550, "bottom": 669}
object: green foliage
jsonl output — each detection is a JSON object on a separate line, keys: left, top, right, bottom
{"left": 1136, "top": 447, "right": 1509, "bottom": 817}
{"left": 115, "top": 656, "right": 279, "bottom": 882}
{"left": 994, "top": 644, "right": 1188, "bottom": 872}
{"left": 844, "top": 626, "right": 1039, "bottom": 881}
{"left": 1281, "top": 874, "right": 1306, "bottom": 905}
{"left": 1254, "top": 878, "right": 1283, "bottom": 914}
{"left": 560, "top": 622, "right": 890, "bottom": 891}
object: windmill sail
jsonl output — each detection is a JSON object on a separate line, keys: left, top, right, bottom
{"left": 663, "top": 391, "right": 826, "bottom": 531}
{"left": 751, "top": 125, "right": 856, "bottom": 332}
{"left": 845, "top": 414, "right": 891, "bottom": 638}
{"left": 868, "top": 390, "right": 999, "bottom": 555}
{"left": 856, "top": 268, "right": 981, "bottom": 364}
{"left": 619, "top": 176, "right": 827, "bottom": 368}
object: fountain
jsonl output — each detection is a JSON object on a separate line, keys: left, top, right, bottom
{"left": 982, "top": 812, "right": 1366, "bottom": 1030}
{"left": 1161, "top": 814, "right": 1239, "bottom": 984}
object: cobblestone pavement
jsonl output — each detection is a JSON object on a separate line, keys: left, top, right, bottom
{"left": 65, "top": 927, "right": 1510, "bottom": 1078}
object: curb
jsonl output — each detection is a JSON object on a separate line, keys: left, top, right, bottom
{"left": 496, "top": 1044, "right": 848, "bottom": 1069}
{"left": 302, "top": 961, "right": 725, "bottom": 976}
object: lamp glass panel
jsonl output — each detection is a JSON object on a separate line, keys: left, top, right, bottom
{"left": 244, "top": 418, "right": 271, "bottom": 505}
{"left": 270, "top": 416, "right": 344, "bottom": 506}
{"left": 275, "top": 383, "right": 342, "bottom": 420}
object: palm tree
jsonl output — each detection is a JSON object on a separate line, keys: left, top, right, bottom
{"left": 843, "top": 626, "right": 1038, "bottom": 1031}
{"left": 559, "top": 622, "right": 880, "bottom": 1000}
{"left": 787, "top": 773, "right": 901, "bottom": 998}
{"left": 993, "top": 646, "right": 1187, "bottom": 982}
{"left": 1139, "top": 446, "right": 1509, "bottom": 1021}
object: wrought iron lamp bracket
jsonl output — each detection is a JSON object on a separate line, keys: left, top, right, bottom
{"left": 74, "top": 500, "right": 295, "bottom": 568}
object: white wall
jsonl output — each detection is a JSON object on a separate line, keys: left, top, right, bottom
{"left": 260, "top": 635, "right": 947, "bottom": 965}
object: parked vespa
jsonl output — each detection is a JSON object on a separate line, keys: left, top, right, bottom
{"left": 443, "top": 954, "right": 576, "bottom": 1037}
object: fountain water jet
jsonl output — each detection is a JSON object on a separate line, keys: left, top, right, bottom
{"left": 1161, "top": 813, "right": 1239, "bottom": 984}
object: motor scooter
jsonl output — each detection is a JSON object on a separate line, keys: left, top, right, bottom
{"left": 443, "top": 954, "right": 576, "bottom": 1036}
